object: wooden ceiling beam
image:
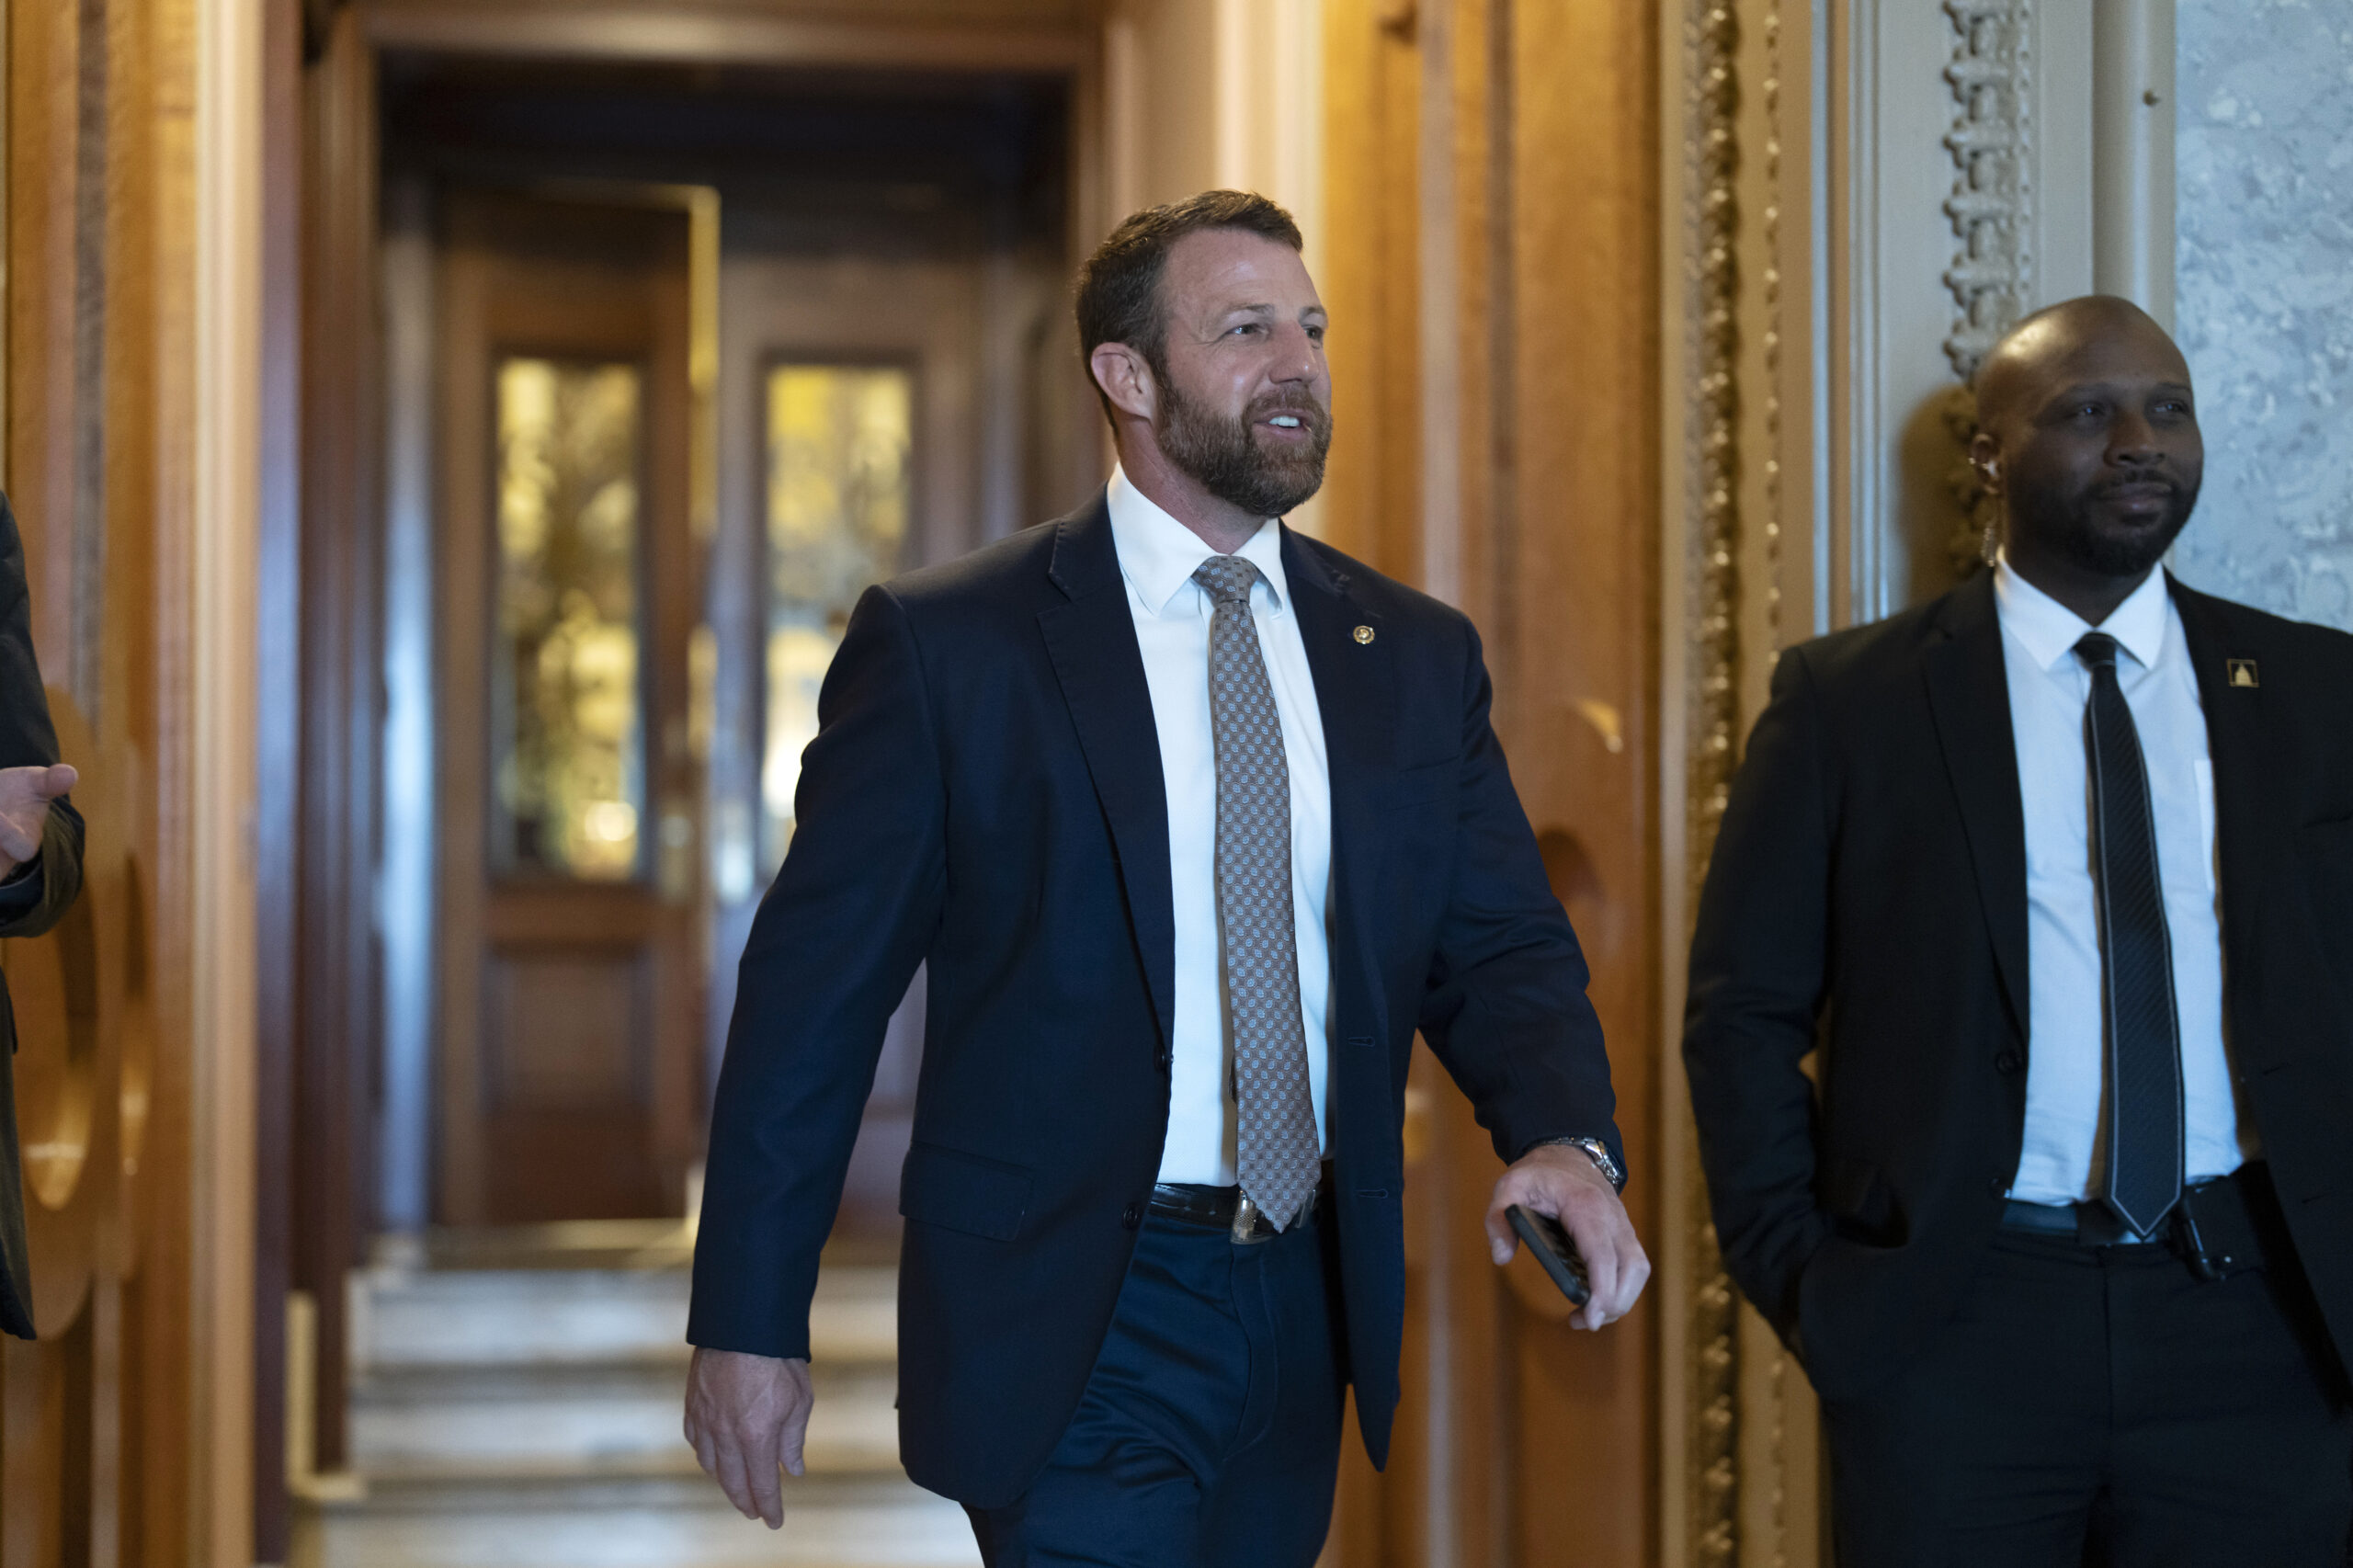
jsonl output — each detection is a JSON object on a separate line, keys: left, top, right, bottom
{"left": 363, "top": 4, "right": 1093, "bottom": 74}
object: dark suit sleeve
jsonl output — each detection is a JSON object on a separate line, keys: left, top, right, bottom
{"left": 1415, "top": 621, "right": 1622, "bottom": 1176}
{"left": 1682, "top": 646, "right": 1834, "bottom": 1344}
{"left": 0, "top": 493, "right": 80, "bottom": 944}
{"left": 0, "top": 491, "right": 76, "bottom": 1339}
{"left": 687, "top": 584, "right": 946, "bottom": 1360}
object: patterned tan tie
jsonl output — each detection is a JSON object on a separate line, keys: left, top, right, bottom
{"left": 1191, "top": 555, "right": 1320, "bottom": 1231}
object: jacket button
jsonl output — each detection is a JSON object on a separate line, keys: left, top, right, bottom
{"left": 1987, "top": 1177, "right": 2008, "bottom": 1199}
{"left": 1995, "top": 1049, "right": 2024, "bottom": 1074}
{"left": 1120, "top": 1201, "right": 1142, "bottom": 1230}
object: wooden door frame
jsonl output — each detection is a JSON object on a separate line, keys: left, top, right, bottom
{"left": 290, "top": 0, "right": 382, "bottom": 1508}
{"left": 250, "top": 3, "right": 387, "bottom": 1559}
{"left": 252, "top": 0, "right": 315, "bottom": 1557}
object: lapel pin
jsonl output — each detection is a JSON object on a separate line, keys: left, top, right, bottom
{"left": 2227, "top": 658, "right": 2258, "bottom": 689}
{"left": 1353, "top": 625, "right": 1375, "bottom": 645}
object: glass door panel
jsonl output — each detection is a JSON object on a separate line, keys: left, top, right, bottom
{"left": 761, "top": 364, "right": 914, "bottom": 869}
{"left": 492, "top": 356, "right": 647, "bottom": 881}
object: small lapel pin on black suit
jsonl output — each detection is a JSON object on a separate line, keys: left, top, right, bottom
{"left": 2227, "top": 658, "right": 2258, "bottom": 689}
{"left": 1353, "top": 625, "right": 1375, "bottom": 645}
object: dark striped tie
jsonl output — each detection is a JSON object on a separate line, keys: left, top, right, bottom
{"left": 2075, "top": 631, "right": 2185, "bottom": 1237}
{"left": 1192, "top": 555, "right": 1319, "bottom": 1230}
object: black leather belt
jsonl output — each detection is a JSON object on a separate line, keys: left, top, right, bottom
{"left": 2000, "top": 1163, "right": 2273, "bottom": 1278}
{"left": 1151, "top": 1171, "right": 1329, "bottom": 1244}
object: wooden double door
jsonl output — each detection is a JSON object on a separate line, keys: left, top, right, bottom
{"left": 426, "top": 174, "right": 1085, "bottom": 1230}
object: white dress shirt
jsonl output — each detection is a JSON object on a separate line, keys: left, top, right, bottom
{"left": 1995, "top": 556, "right": 2257, "bottom": 1206}
{"left": 1107, "top": 468, "right": 1334, "bottom": 1185}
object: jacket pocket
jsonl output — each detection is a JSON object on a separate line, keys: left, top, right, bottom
{"left": 1819, "top": 1155, "right": 1903, "bottom": 1246}
{"left": 2302, "top": 813, "right": 2353, "bottom": 849}
{"left": 898, "top": 1141, "right": 1033, "bottom": 1242}
{"left": 1373, "top": 757, "right": 1457, "bottom": 814}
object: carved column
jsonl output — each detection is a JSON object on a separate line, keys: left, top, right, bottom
{"left": 1671, "top": 13, "right": 1745, "bottom": 1568}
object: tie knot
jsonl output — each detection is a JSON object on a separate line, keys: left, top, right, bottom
{"left": 2075, "top": 631, "right": 2120, "bottom": 672}
{"left": 1192, "top": 555, "right": 1265, "bottom": 607}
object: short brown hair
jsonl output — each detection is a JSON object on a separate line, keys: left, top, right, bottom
{"left": 1074, "top": 190, "right": 1303, "bottom": 421}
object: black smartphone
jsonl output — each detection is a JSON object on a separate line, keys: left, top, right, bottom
{"left": 1506, "top": 1203, "right": 1592, "bottom": 1308}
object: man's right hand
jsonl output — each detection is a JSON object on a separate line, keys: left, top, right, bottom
{"left": 684, "top": 1346, "right": 813, "bottom": 1529}
{"left": 0, "top": 763, "right": 74, "bottom": 881}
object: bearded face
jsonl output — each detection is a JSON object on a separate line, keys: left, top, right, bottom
{"left": 2009, "top": 465, "right": 2200, "bottom": 578}
{"left": 1151, "top": 353, "right": 1333, "bottom": 520}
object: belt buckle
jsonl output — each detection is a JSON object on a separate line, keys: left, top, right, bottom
{"left": 1231, "top": 1195, "right": 1269, "bottom": 1245}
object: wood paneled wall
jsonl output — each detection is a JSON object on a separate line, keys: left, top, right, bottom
{"left": 1321, "top": 0, "right": 1661, "bottom": 1562}
{"left": 1316, "top": 0, "right": 1419, "bottom": 579}
{"left": 1, "top": 0, "right": 205, "bottom": 1562}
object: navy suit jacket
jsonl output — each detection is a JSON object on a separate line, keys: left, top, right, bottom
{"left": 688, "top": 492, "right": 1620, "bottom": 1506}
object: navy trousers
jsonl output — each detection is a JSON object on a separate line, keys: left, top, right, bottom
{"left": 962, "top": 1206, "right": 1348, "bottom": 1567}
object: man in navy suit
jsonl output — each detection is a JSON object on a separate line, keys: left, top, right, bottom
{"left": 684, "top": 190, "right": 1647, "bottom": 1565}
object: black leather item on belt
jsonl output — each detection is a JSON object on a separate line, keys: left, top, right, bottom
{"left": 1151, "top": 1169, "right": 1331, "bottom": 1240}
{"left": 1998, "top": 1162, "right": 2274, "bottom": 1279}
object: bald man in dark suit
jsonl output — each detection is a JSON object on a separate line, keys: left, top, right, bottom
{"left": 1687, "top": 298, "right": 2353, "bottom": 1565}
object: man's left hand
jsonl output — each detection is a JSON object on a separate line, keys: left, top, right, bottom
{"left": 1484, "top": 1143, "right": 1650, "bottom": 1330}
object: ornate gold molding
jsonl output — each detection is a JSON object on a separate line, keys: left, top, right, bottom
{"left": 1680, "top": 3, "right": 1743, "bottom": 1564}
{"left": 1750, "top": 6, "right": 1799, "bottom": 1552}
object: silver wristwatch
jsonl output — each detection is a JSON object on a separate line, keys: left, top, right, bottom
{"left": 1532, "top": 1135, "right": 1624, "bottom": 1192}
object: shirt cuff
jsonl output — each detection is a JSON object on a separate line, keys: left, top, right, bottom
{"left": 0, "top": 858, "right": 40, "bottom": 912}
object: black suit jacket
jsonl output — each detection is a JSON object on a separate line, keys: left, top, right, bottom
{"left": 689, "top": 492, "right": 1620, "bottom": 1506}
{"left": 1685, "top": 569, "right": 2353, "bottom": 1403}
{"left": 0, "top": 494, "right": 86, "bottom": 1339}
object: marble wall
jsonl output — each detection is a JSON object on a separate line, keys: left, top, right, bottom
{"left": 2172, "top": 1, "right": 2353, "bottom": 628}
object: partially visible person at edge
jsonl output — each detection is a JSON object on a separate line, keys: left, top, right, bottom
{"left": 1686, "top": 294, "right": 2353, "bottom": 1565}
{"left": 0, "top": 492, "right": 88, "bottom": 1340}
{"left": 680, "top": 189, "right": 1650, "bottom": 1565}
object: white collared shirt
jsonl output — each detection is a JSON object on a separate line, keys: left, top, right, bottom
{"left": 1107, "top": 468, "right": 1334, "bottom": 1185}
{"left": 1995, "top": 556, "right": 2257, "bottom": 1206}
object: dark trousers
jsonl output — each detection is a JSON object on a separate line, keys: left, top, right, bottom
{"left": 1822, "top": 1225, "right": 2353, "bottom": 1567}
{"left": 962, "top": 1207, "right": 1347, "bottom": 1568}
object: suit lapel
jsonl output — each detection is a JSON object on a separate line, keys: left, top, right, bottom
{"left": 2170, "top": 575, "right": 2279, "bottom": 1061}
{"left": 1037, "top": 495, "right": 1178, "bottom": 1051}
{"left": 1920, "top": 572, "right": 2032, "bottom": 1037}
{"left": 1284, "top": 529, "right": 1395, "bottom": 1037}
{"left": 1284, "top": 528, "right": 1394, "bottom": 773}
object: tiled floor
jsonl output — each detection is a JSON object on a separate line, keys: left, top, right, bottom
{"left": 293, "top": 1225, "right": 980, "bottom": 1568}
